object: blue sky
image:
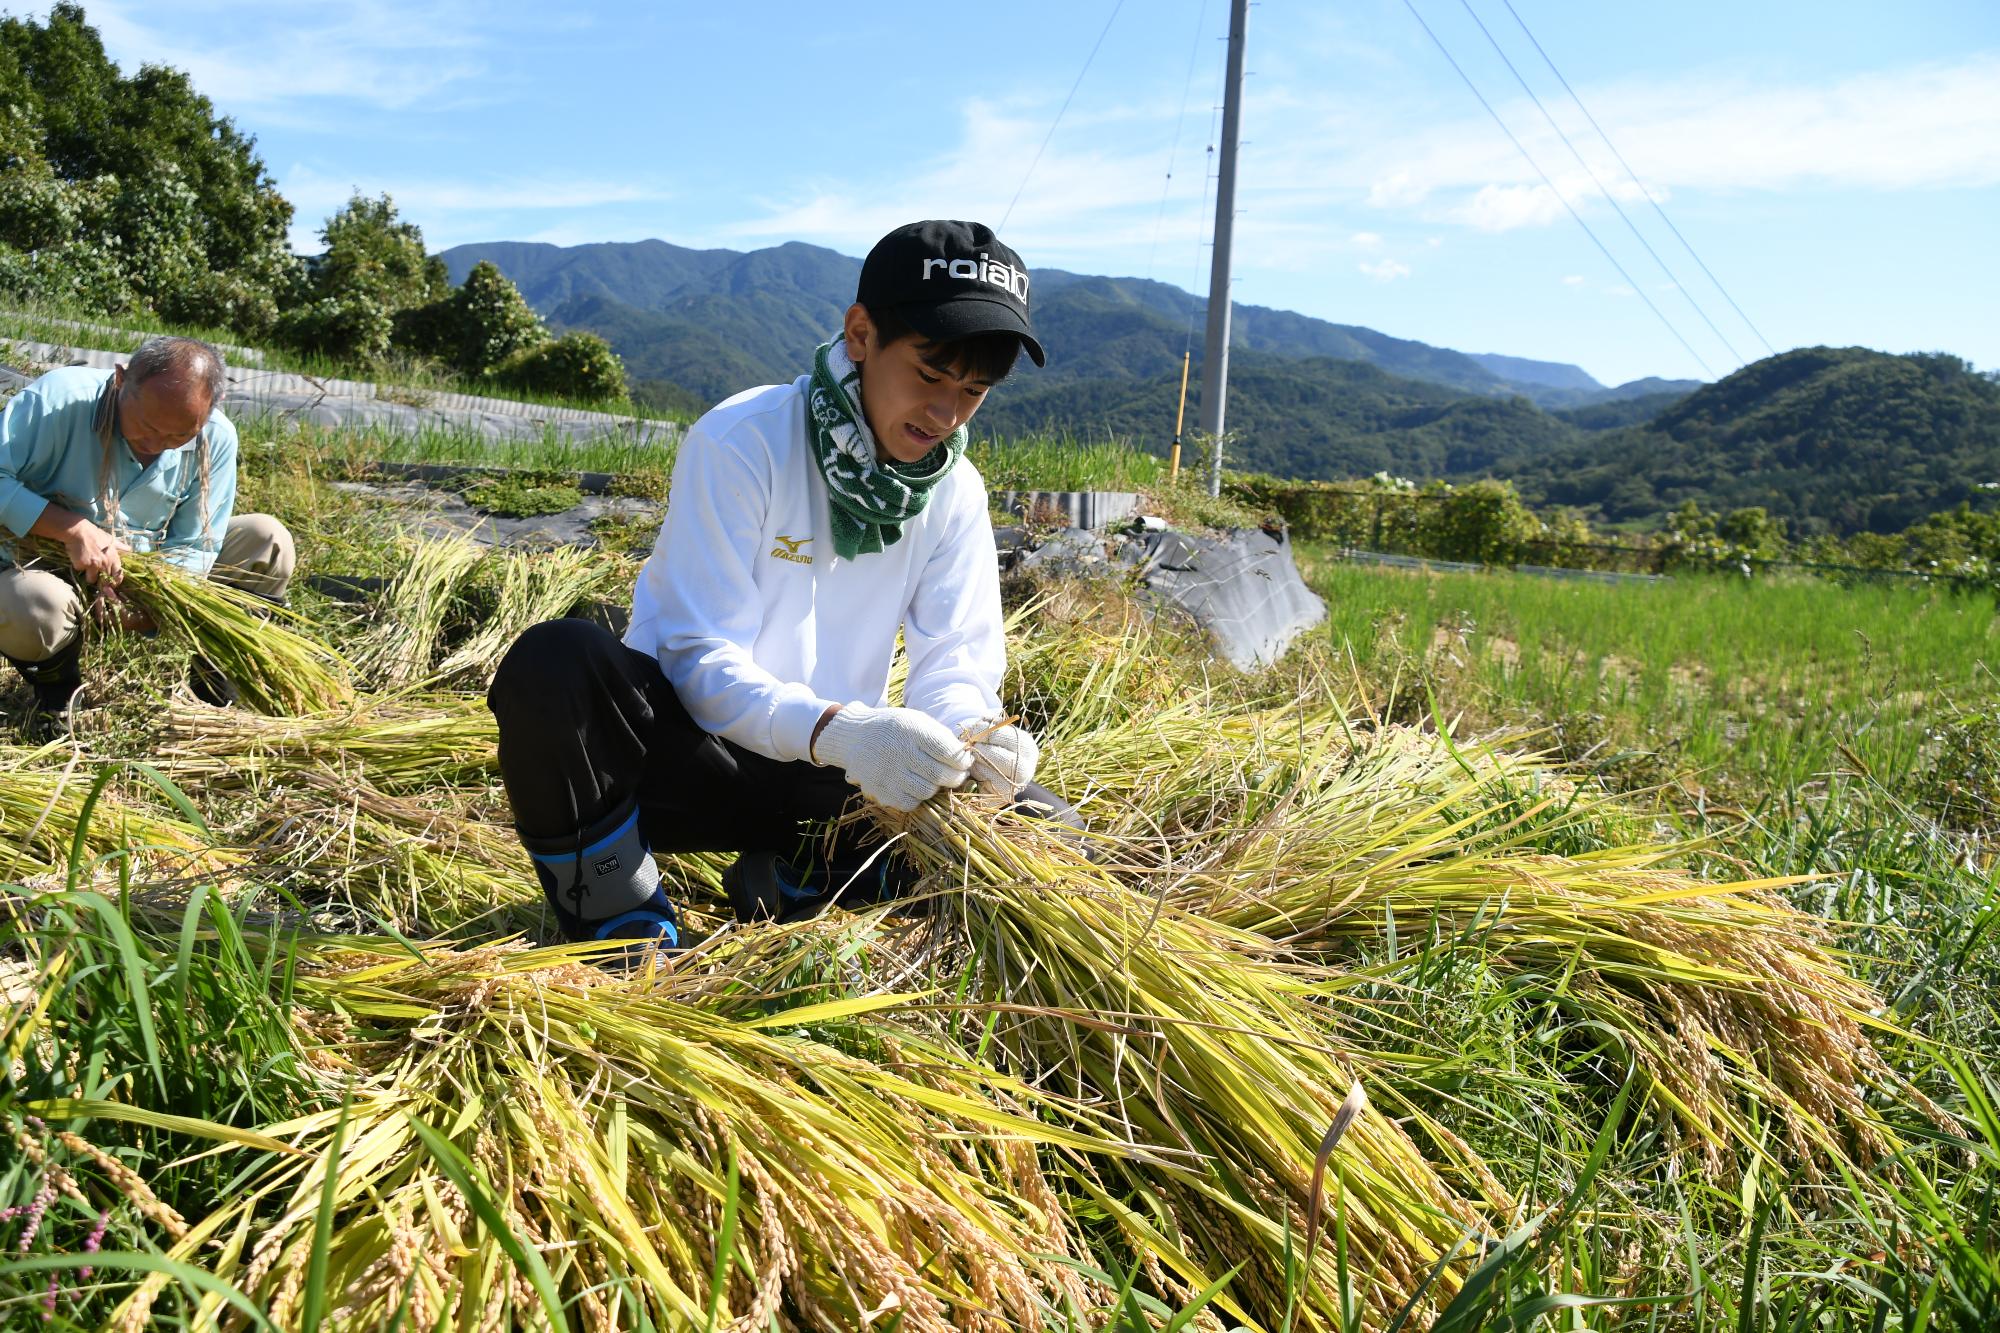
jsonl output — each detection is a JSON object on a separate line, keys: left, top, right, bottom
{"left": 68, "top": 0, "right": 2000, "bottom": 387}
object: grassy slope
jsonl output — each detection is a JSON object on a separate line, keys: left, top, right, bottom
{"left": 0, "top": 298, "right": 675, "bottom": 422}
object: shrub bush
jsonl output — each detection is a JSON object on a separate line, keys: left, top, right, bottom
{"left": 498, "top": 332, "right": 627, "bottom": 402}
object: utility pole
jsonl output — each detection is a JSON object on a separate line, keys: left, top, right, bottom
{"left": 1199, "top": 0, "right": 1248, "bottom": 498}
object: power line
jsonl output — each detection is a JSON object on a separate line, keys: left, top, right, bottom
{"left": 1399, "top": 0, "right": 1716, "bottom": 378}
{"left": 1145, "top": 0, "right": 1212, "bottom": 281}
{"left": 1455, "top": 0, "right": 1745, "bottom": 368}
{"left": 1499, "top": 0, "right": 1776, "bottom": 358}
{"left": 1001, "top": 0, "right": 1128, "bottom": 231}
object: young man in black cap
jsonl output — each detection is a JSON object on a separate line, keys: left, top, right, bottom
{"left": 487, "top": 219, "right": 1065, "bottom": 948}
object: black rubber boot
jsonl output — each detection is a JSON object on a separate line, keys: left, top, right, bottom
{"left": 7, "top": 635, "right": 85, "bottom": 712}
{"left": 520, "top": 801, "right": 681, "bottom": 950}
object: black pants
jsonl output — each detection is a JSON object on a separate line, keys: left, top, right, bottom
{"left": 487, "top": 618, "right": 1066, "bottom": 869}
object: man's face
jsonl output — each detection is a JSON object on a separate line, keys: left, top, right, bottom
{"left": 847, "top": 308, "right": 996, "bottom": 464}
{"left": 114, "top": 369, "right": 210, "bottom": 464}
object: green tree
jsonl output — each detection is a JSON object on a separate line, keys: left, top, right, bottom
{"left": 1715, "top": 507, "right": 1788, "bottom": 560}
{"left": 312, "top": 192, "right": 447, "bottom": 314}
{"left": 279, "top": 192, "right": 447, "bottom": 363}
{"left": 452, "top": 260, "right": 548, "bottom": 375}
{"left": 0, "top": 3, "right": 297, "bottom": 333}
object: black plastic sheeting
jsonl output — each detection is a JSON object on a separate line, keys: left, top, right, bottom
{"left": 1009, "top": 524, "right": 1327, "bottom": 670}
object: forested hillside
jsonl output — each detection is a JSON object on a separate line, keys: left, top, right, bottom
{"left": 1501, "top": 348, "right": 2000, "bottom": 534}
{"left": 977, "top": 354, "right": 1583, "bottom": 479}
{"left": 439, "top": 240, "right": 1641, "bottom": 408}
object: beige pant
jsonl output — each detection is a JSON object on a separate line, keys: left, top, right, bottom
{"left": 0, "top": 513, "right": 296, "bottom": 662}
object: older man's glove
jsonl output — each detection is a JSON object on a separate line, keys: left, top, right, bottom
{"left": 813, "top": 703, "right": 973, "bottom": 812}
{"left": 967, "top": 722, "right": 1039, "bottom": 794}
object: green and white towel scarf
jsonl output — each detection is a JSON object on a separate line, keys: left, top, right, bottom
{"left": 807, "top": 337, "right": 965, "bottom": 560}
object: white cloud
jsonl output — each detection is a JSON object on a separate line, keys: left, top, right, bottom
{"left": 1358, "top": 258, "right": 1412, "bottom": 282}
{"left": 704, "top": 50, "right": 2000, "bottom": 290}
{"left": 84, "top": 0, "right": 494, "bottom": 114}
{"left": 280, "top": 165, "right": 673, "bottom": 250}
{"left": 1458, "top": 184, "right": 1567, "bottom": 232}
{"left": 1561, "top": 275, "right": 1586, "bottom": 286}
{"left": 1604, "top": 285, "right": 1637, "bottom": 298}
{"left": 1354, "top": 55, "right": 2000, "bottom": 228}
{"left": 720, "top": 98, "right": 1204, "bottom": 273}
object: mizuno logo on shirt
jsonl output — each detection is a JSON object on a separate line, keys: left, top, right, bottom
{"left": 771, "top": 534, "right": 813, "bottom": 565}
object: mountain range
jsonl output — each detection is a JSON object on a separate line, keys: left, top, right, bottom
{"left": 440, "top": 239, "right": 1690, "bottom": 414}
{"left": 441, "top": 239, "right": 1999, "bottom": 537}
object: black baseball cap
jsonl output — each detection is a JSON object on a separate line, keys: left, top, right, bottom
{"left": 856, "top": 220, "right": 1046, "bottom": 367}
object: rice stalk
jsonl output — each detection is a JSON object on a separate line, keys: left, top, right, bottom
{"left": 351, "top": 535, "right": 486, "bottom": 687}
{"left": 223, "top": 768, "right": 536, "bottom": 937}
{"left": 434, "top": 545, "right": 628, "bottom": 684}
{"left": 0, "top": 745, "right": 216, "bottom": 882}
{"left": 1095, "top": 701, "right": 1934, "bottom": 1176}
{"left": 901, "top": 797, "right": 1497, "bottom": 1329}
{"left": 25, "top": 545, "right": 352, "bottom": 715}
{"left": 160, "top": 693, "right": 499, "bottom": 793}
{"left": 100, "top": 936, "right": 1133, "bottom": 1332}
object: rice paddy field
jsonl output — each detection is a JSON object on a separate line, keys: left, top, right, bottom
{"left": 1, "top": 427, "right": 1997, "bottom": 1330}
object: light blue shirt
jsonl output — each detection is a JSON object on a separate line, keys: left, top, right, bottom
{"left": 0, "top": 366, "right": 239, "bottom": 574}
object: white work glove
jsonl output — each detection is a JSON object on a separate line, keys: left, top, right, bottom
{"left": 967, "top": 723, "right": 1039, "bottom": 794}
{"left": 813, "top": 703, "right": 973, "bottom": 812}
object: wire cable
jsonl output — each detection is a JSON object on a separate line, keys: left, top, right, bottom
{"left": 1001, "top": 0, "right": 1128, "bottom": 231}
{"left": 1457, "top": 0, "right": 1745, "bottom": 367}
{"left": 1145, "top": 0, "right": 1213, "bottom": 281}
{"left": 1499, "top": 0, "right": 1776, "bottom": 357}
{"left": 1400, "top": 0, "right": 1715, "bottom": 377}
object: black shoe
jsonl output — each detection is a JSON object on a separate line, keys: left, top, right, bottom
{"left": 722, "top": 848, "right": 919, "bottom": 924}
{"left": 7, "top": 637, "right": 85, "bottom": 713}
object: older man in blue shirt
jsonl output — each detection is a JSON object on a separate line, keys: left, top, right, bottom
{"left": 0, "top": 336, "right": 295, "bottom": 714}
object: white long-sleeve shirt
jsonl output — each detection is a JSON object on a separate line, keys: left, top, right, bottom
{"left": 624, "top": 377, "right": 1005, "bottom": 764}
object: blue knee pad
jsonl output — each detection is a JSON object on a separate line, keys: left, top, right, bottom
{"left": 522, "top": 804, "right": 680, "bottom": 946}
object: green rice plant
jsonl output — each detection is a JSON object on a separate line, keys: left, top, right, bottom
{"left": 0, "top": 881, "right": 323, "bottom": 1329}
{"left": 967, "top": 431, "right": 1165, "bottom": 494}
{"left": 290, "top": 421, "right": 678, "bottom": 479}
{"left": 350, "top": 535, "right": 486, "bottom": 688}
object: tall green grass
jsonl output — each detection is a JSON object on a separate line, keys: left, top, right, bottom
{"left": 1301, "top": 550, "right": 1998, "bottom": 798}
{"left": 968, "top": 430, "right": 1166, "bottom": 493}
{"left": 246, "top": 421, "right": 679, "bottom": 479}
